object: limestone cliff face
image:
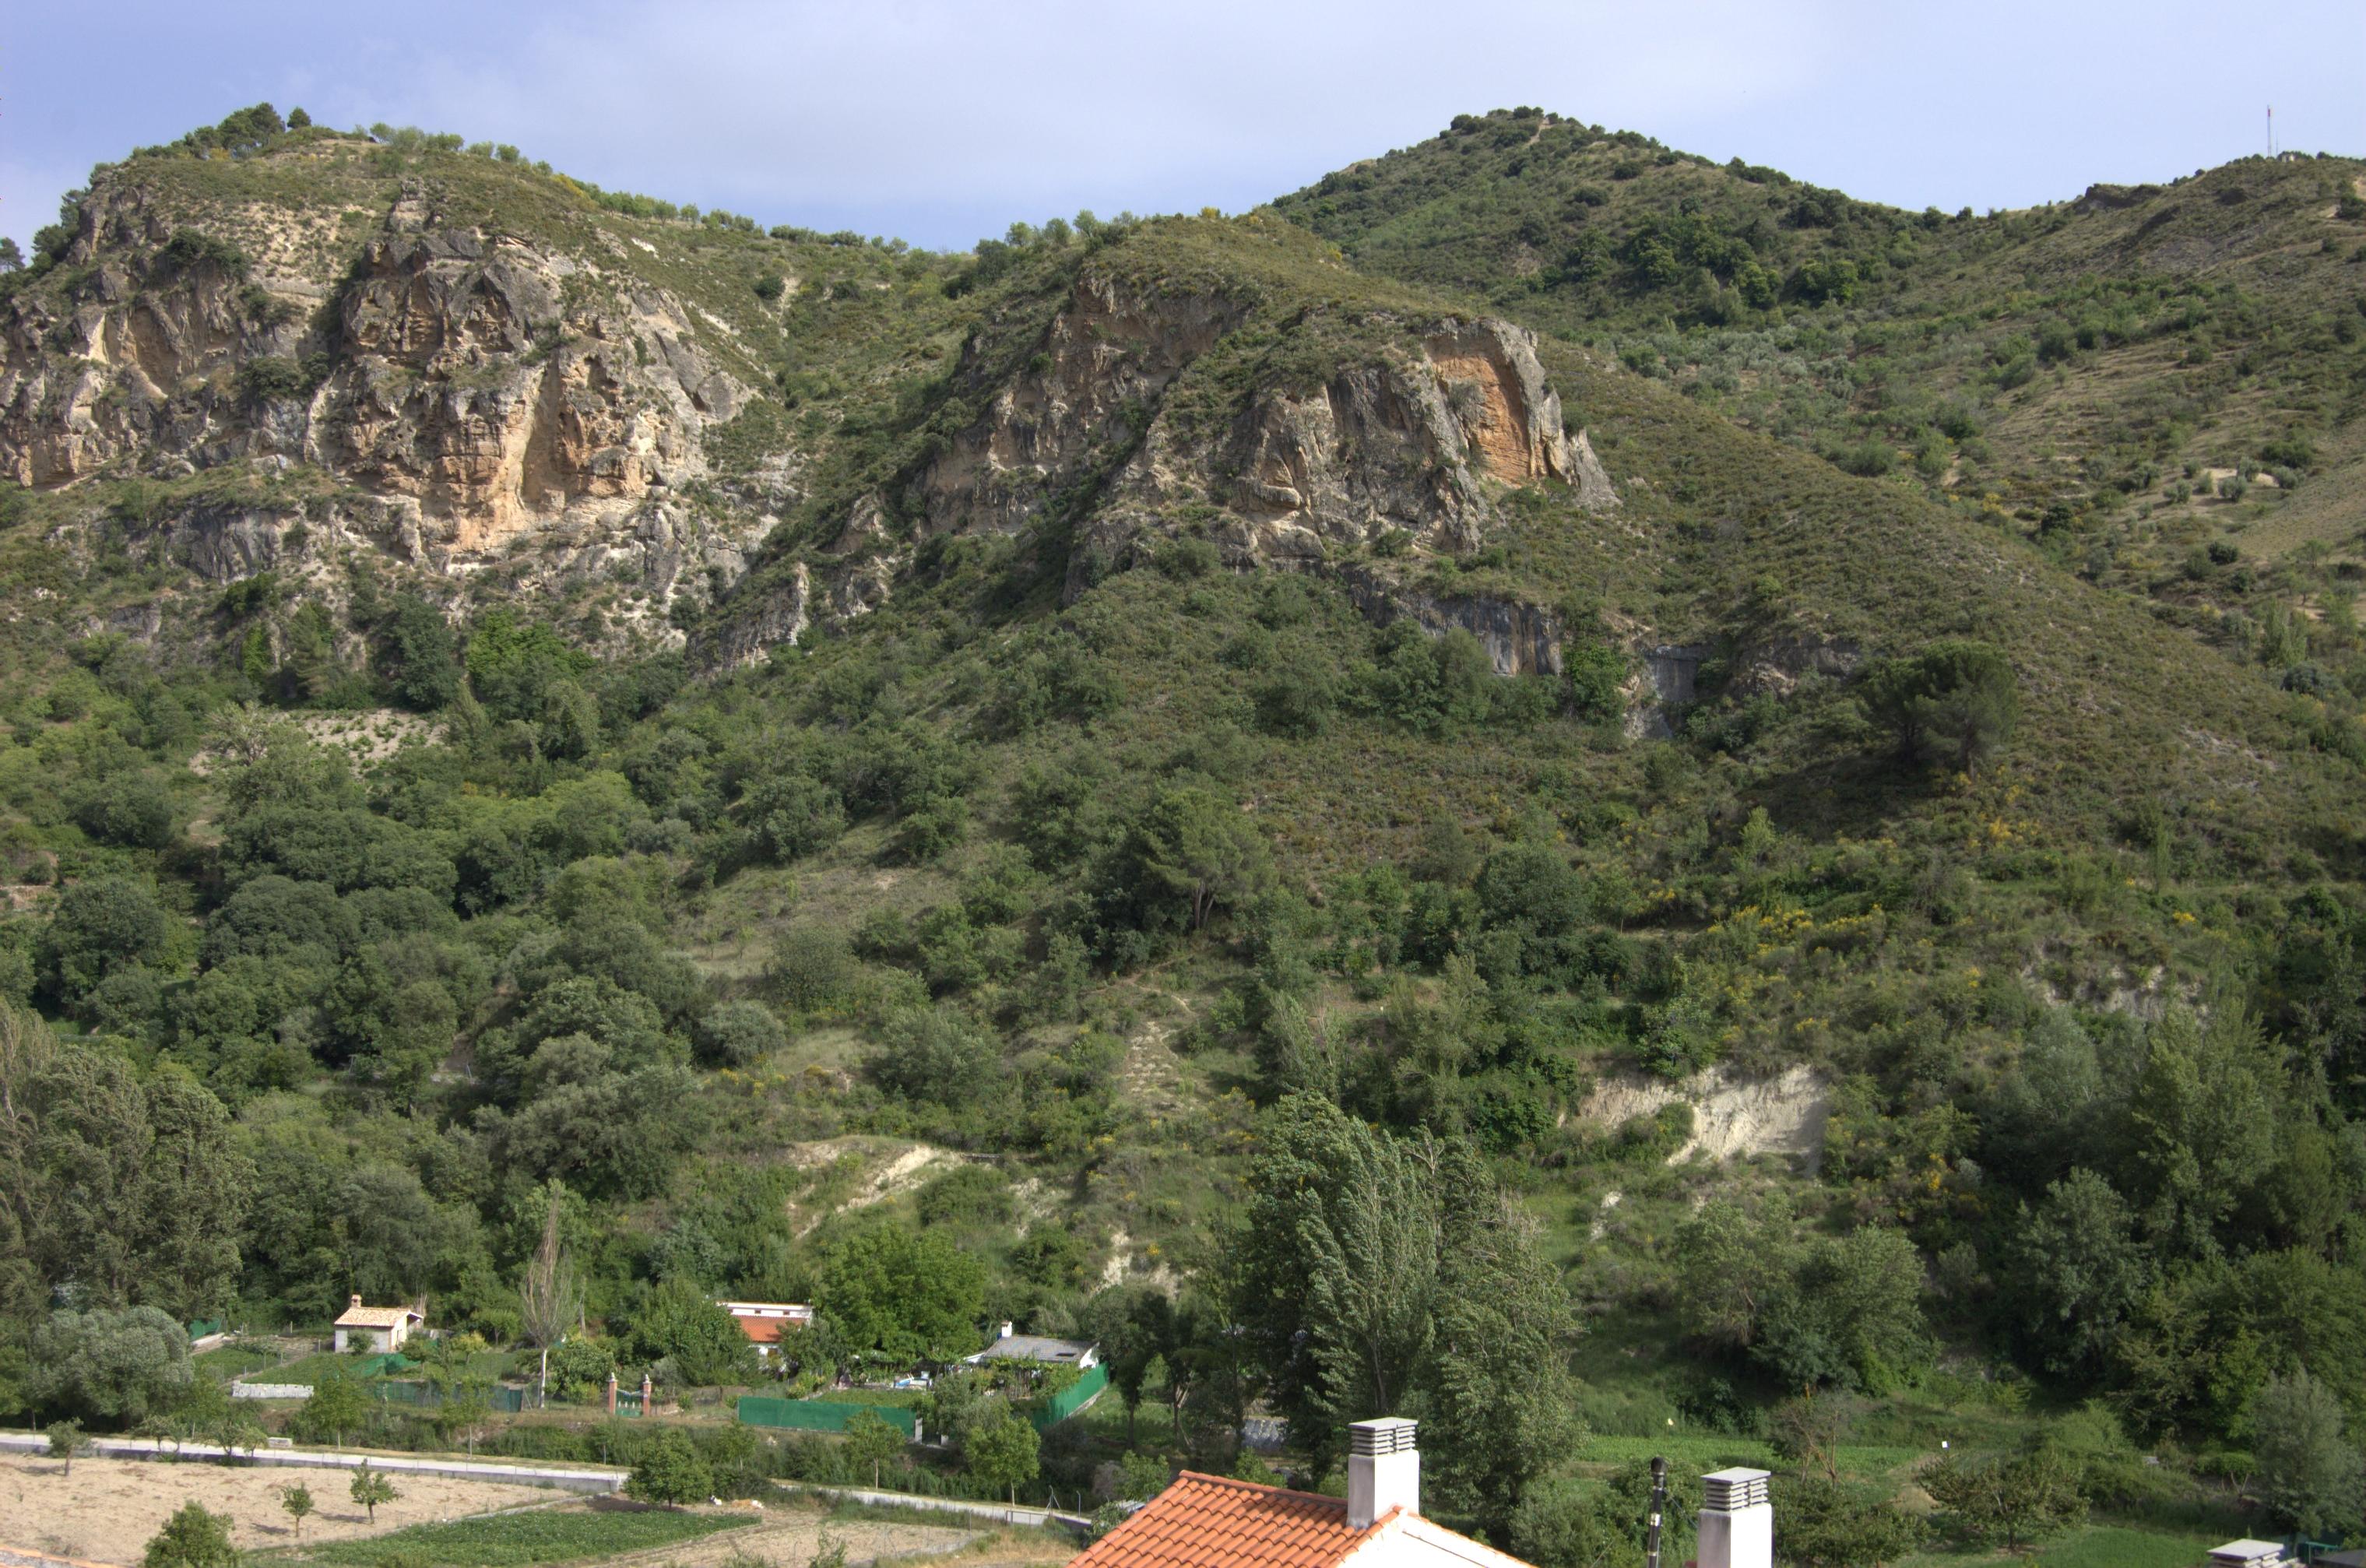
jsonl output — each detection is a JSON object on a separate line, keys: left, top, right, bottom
{"left": 0, "top": 239, "right": 301, "bottom": 488}
{"left": 706, "top": 270, "right": 1625, "bottom": 671}
{"left": 697, "top": 560, "right": 814, "bottom": 672}
{"left": 917, "top": 276, "right": 1245, "bottom": 539}
{"left": 0, "top": 169, "right": 778, "bottom": 642}
{"left": 1333, "top": 565, "right": 1567, "bottom": 677}
{"left": 11, "top": 161, "right": 1628, "bottom": 676}
{"left": 912, "top": 272, "right": 1613, "bottom": 571}
{"left": 1065, "top": 304, "right": 1616, "bottom": 596}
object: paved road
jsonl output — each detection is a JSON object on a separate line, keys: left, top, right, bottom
{"left": 0, "top": 1432, "right": 624, "bottom": 1492}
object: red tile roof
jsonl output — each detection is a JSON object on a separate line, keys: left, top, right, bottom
{"left": 737, "top": 1317, "right": 784, "bottom": 1345}
{"left": 1070, "top": 1472, "right": 1386, "bottom": 1568}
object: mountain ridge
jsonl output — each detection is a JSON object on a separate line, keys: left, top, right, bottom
{"left": 0, "top": 104, "right": 2362, "bottom": 1553}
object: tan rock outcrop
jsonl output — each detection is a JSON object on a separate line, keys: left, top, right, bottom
{"left": 0, "top": 173, "right": 771, "bottom": 641}
{"left": 918, "top": 276, "right": 1245, "bottom": 538}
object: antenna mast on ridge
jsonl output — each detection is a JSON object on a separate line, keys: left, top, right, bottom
{"left": 2268, "top": 105, "right": 2275, "bottom": 157}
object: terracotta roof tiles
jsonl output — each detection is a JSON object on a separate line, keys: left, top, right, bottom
{"left": 1070, "top": 1473, "right": 1386, "bottom": 1568}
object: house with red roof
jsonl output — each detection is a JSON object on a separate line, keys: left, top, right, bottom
{"left": 1072, "top": 1419, "right": 1777, "bottom": 1568}
{"left": 1070, "top": 1420, "right": 1528, "bottom": 1568}
{"left": 719, "top": 1299, "right": 814, "bottom": 1360}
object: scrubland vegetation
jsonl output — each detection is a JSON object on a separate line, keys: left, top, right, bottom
{"left": 2, "top": 103, "right": 2364, "bottom": 1567}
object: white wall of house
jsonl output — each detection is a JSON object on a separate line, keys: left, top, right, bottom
{"left": 332, "top": 1318, "right": 413, "bottom": 1353}
{"left": 1336, "top": 1515, "right": 1535, "bottom": 1568}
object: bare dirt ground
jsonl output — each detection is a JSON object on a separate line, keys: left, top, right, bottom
{"left": 1580, "top": 1063, "right": 1833, "bottom": 1167}
{"left": 885, "top": 1528, "right": 1077, "bottom": 1568}
{"left": 0, "top": 1454, "right": 555, "bottom": 1563}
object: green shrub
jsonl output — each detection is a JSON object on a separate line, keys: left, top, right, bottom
{"left": 695, "top": 1000, "right": 785, "bottom": 1067}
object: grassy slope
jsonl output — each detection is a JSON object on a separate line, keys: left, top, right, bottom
{"left": 664, "top": 215, "right": 2357, "bottom": 1292}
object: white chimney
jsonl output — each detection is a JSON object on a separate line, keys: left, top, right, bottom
{"left": 1347, "top": 1417, "right": 1419, "bottom": 1528}
{"left": 1698, "top": 1469, "right": 1771, "bottom": 1568}
{"left": 999, "top": 1321, "right": 1014, "bottom": 1339}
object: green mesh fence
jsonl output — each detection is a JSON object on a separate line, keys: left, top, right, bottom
{"left": 737, "top": 1396, "right": 918, "bottom": 1436}
{"left": 367, "top": 1380, "right": 527, "bottom": 1412}
{"left": 1029, "top": 1364, "right": 1108, "bottom": 1429}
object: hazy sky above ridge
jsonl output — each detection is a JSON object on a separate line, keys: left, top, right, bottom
{"left": 5, "top": 0, "right": 2362, "bottom": 255}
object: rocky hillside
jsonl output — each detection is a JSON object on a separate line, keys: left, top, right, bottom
{"left": 7, "top": 110, "right": 2358, "bottom": 716}
{"left": 4, "top": 129, "right": 1638, "bottom": 686}
{"left": 1274, "top": 110, "right": 2366, "bottom": 571}
{"left": 0, "top": 119, "right": 970, "bottom": 659}
{"left": 707, "top": 223, "right": 1623, "bottom": 673}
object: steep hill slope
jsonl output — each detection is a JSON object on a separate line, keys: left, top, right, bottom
{"left": 1273, "top": 109, "right": 2366, "bottom": 567}
{"left": 0, "top": 118, "right": 974, "bottom": 663}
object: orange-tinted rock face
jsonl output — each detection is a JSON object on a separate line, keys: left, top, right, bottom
{"left": 0, "top": 191, "right": 748, "bottom": 568}
{"left": 913, "top": 266, "right": 1615, "bottom": 606}
{"left": 1419, "top": 320, "right": 1588, "bottom": 488}
{"left": 1426, "top": 345, "right": 1539, "bottom": 483}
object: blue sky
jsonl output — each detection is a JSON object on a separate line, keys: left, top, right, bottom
{"left": 7, "top": 1, "right": 2362, "bottom": 256}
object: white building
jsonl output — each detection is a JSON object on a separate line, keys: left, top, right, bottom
{"left": 1073, "top": 1426, "right": 1781, "bottom": 1568}
{"left": 332, "top": 1295, "right": 423, "bottom": 1353}
{"left": 2210, "top": 1543, "right": 2295, "bottom": 1568}
{"left": 1071, "top": 1419, "right": 1529, "bottom": 1568}
{"left": 965, "top": 1321, "right": 1099, "bottom": 1370}
{"left": 718, "top": 1300, "right": 814, "bottom": 1361}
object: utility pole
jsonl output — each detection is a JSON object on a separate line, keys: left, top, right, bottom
{"left": 2268, "top": 105, "right": 2275, "bottom": 158}
{"left": 1647, "top": 1455, "right": 1668, "bottom": 1568}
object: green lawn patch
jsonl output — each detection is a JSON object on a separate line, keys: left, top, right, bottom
{"left": 2035, "top": 1526, "right": 2223, "bottom": 1568}
{"left": 1903, "top": 1523, "right": 2226, "bottom": 1568}
{"left": 193, "top": 1344, "right": 282, "bottom": 1380}
{"left": 278, "top": 1505, "right": 754, "bottom": 1568}
{"left": 260, "top": 1351, "right": 383, "bottom": 1386}
{"left": 253, "top": 1348, "right": 511, "bottom": 1388}
{"left": 1580, "top": 1433, "right": 1924, "bottom": 1482}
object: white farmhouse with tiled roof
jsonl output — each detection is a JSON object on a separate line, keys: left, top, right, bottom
{"left": 1071, "top": 1419, "right": 1781, "bottom": 1568}
{"left": 332, "top": 1294, "right": 424, "bottom": 1352}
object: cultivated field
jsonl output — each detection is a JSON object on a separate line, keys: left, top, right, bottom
{"left": 0, "top": 1454, "right": 555, "bottom": 1563}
